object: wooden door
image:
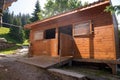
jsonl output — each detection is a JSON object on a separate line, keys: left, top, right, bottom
{"left": 59, "top": 33, "right": 73, "bottom": 57}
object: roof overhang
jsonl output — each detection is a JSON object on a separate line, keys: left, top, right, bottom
{"left": 24, "top": 0, "right": 110, "bottom": 29}
{"left": 4, "top": 0, "right": 17, "bottom": 10}
{"left": 0, "top": 0, "right": 17, "bottom": 13}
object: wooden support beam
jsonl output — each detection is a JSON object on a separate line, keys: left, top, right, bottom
{"left": 107, "top": 63, "right": 117, "bottom": 75}
{"left": 73, "top": 59, "right": 120, "bottom": 74}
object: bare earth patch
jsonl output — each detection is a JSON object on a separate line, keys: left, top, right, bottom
{"left": 0, "top": 54, "right": 119, "bottom": 80}
{"left": 0, "top": 56, "right": 61, "bottom": 80}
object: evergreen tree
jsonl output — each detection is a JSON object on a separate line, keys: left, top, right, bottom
{"left": 3, "top": 10, "right": 31, "bottom": 42}
{"left": 30, "top": 0, "right": 43, "bottom": 22}
{"left": 2, "top": 9, "right": 11, "bottom": 27}
{"left": 9, "top": 16, "right": 25, "bottom": 43}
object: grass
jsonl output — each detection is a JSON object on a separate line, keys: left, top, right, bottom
{"left": 0, "top": 27, "right": 9, "bottom": 34}
{"left": 0, "top": 27, "right": 29, "bottom": 55}
{"left": 0, "top": 27, "right": 17, "bottom": 43}
{"left": 23, "top": 40, "right": 29, "bottom": 45}
{"left": 0, "top": 27, "right": 30, "bottom": 44}
{"left": 0, "top": 45, "right": 21, "bottom": 55}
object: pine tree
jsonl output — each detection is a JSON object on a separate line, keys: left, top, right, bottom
{"left": 30, "top": 0, "right": 43, "bottom": 22}
{"left": 9, "top": 16, "right": 25, "bottom": 43}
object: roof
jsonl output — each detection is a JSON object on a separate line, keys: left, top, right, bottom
{"left": 4, "top": 0, "right": 17, "bottom": 9}
{"left": 24, "top": 0, "right": 110, "bottom": 29}
{"left": 0, "top": 0, "right": 17, "bottom": 11}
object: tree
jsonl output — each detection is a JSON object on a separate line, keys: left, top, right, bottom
{"left": 9, "top": 17, "right": 25, "bottom": 43}
{"left": 105, "top": 5, "right": 120, "bottom": 15}
{"left": 21, "top": 14, "right": 31, "bottom": 39}
{"left": 30, "top": 0, "right": 43, "bottom": 22}
{"left": 43, "top": 0, "right": 55, "bottom": 18}
{"left": 2, "top": 9, "right": 12, "bottom": 27}
{"left": 68, "top": 0, "right": 82, "bottom": 10}
{"left": 44, "top": 0, "right": 84, "bottom": 18}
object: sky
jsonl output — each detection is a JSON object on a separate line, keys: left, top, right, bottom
{"left": 9, "top": 0, "right": 120, "bottom": 15}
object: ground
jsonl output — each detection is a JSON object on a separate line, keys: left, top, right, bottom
{"left": 60, "top": 65, "right": 120, "bottom": 80}
{"left": 0, "top": 56, "right": 61, "bottom": 80}
{"left": 0, "top": 48, "right": 120, "bottom": 80}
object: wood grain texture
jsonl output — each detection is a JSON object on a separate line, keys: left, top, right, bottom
{"left": 60, "top": 33, "right": 73, "bottom": 57}
{"left": 32, "top": 39, "right": 58, "bottom": 57}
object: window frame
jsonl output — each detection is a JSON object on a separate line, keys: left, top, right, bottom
{"left": 34, "top": 30, "right": 44, "bottom": 41}
{"left": 73, "top": 20, "right": 93, "bottom": 37}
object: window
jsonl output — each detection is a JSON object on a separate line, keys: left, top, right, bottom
{"left": 73, "top": 21, "right": 91, "bottom": 36}
{"left": 45, "top": 28, "right": 56, "bottom": 39}
{"left": 34, "top": 31, "right": 43, "bottom": 40}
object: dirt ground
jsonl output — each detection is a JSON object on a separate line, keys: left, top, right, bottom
{"left": 0, "top": 54, "right": 119, "bottom": 80}
{"left": 0, "top": 56, "right": 62, "bottom": 80}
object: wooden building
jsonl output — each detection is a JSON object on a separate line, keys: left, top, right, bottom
{"left": 0, "top": 0, "right": 17, "bottom": 26}
{"left": 25, "top": 0, "right": 120, "bottom": 74}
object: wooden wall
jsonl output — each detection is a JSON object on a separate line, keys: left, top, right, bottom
{"left": 73, "top": 7, "right": 116, "bottom": 60}
{"left": 73, "top": 25, "right": 115, "bottom": 60}
{"left": 31, "top": 39, "right": 58, "bottom": 57}
{"left": 29, "top": 2, "right": 117, "bottom": 60}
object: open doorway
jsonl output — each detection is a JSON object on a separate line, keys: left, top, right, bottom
{"left": 58, "top": 25, "right": 73, "bottom": 56}
{"left": 59, "top": 25, "right": 72, "bottom": 36}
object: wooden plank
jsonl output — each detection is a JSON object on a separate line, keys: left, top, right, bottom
{"left": 60, "top": 33, "right": 73, "bottom": 57}
{"left": 17, "top": 55, "right": 73, "bottom": 69}
{"left": 73, "top": 59, "right": 117, "bottom": 64}
{"left": 32, "top": 39, "right": 58, "bottom": 57}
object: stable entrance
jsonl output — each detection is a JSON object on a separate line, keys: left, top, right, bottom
{"left": 58, "top": 25, "right": 74, "bottom": 56}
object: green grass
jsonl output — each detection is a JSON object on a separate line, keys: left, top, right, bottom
{"left": 0, "top": 45, "right": 21, "bottom": 55}
{"left": 0, "top": 27, "right": 29, "bottom": 54}
{"left": 0, "top": 27, "right": 29, "bottom": 44}
{"left": 0, "top": 27, "right": 17, "bottom": 43}
{"left": 0, "top": 27, "right": 9, "bottom": 34}
{"left": 23, "top": 40, "right": 29, "bottom": 45}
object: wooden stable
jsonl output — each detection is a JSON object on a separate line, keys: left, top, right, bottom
{"left": 25, "top": 0, "right": 120, "bottom": 74}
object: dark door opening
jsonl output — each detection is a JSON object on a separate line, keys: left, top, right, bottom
{"left": 59, "top": 25, "right": 72, "bottom": 36}
{"left": 58, "top": 25, "right": 73, "bottom": 55}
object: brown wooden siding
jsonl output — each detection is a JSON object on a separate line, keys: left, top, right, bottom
{"left": 29, "top": 2, "right": 117, "bottom": 60}
{"left": 73, "top": 25, "right": 116, "bottom": 60}
{"left": 32, "top": 39, "right": 58, "bottom": 57}
{"left": 60, "top": 33, "right": 73, "bottom": 57}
